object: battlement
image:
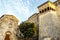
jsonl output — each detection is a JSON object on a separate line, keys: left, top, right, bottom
{"left": 38, "top": 1, "right": 56, "bottom": 14}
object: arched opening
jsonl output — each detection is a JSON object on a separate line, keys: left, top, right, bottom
{"left": 42, "top": 10, "right": 44, "bottom": 13}
{"left": 4, "top": 31, "right": 12, "bottom": 40}
{"left": 47, "top": 7, "right": 50, "bottom": 10}
{"left": 39, "top": 11, "right": 42, "bottom": 13}
{"left": 4, "top": 34, "right": 10, "bottom": 40}
{"left": 45, "top": 8, "right": 47, "bottom": 12}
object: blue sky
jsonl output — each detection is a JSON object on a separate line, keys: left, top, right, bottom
{"left": 0, "top": 0, "right": 56, "bottom": 23}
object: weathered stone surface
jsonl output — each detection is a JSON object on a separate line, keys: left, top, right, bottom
{"left": 39, "top": 11, "right": 60, "bottom": 40}
{"left": 0, "top": 14, "right": 19, "bottom": 40}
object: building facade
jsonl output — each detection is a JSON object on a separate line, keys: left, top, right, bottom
{"left": 28, "top": 0, "right": 60, "bottom": 40}
{"left": 0, "top": 14, "right": 19, "bottom": 40}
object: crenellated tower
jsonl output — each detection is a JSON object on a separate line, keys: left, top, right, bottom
{"left": 38, "top": 0, "right": 56, "bottom": 14}
{"left": 38, "top": 0, "right": 59, "bottom": 40}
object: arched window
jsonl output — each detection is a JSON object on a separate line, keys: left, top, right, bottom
{"left": 4, "top": 31, "right": 12, "bottom": 40}
{"left": 45, "top": 8, "right": 46, "bottom": 12}
{"left": 47, "top": 7, "right": 50, "bottom": 10}
{"left": 4, "top": 34, "right": 10, "bottom": 40}
{"left": 39, "top": 11, "right": 41, "bottom": 13}
{"left": 42, "top": 10, "right": 44, "bottom": 13}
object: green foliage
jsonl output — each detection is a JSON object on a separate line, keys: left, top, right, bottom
{"left": 19, "top": 22, "right": 36, "bottom": 38}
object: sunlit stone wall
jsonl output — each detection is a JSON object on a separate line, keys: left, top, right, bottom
{"left": 39, "top": 11, "right": 60, "bottom": 40}
{"left": 0, "top": 14, "right": 19, "bottom": 40}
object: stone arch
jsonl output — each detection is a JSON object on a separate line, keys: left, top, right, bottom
{"left": 4, "top": 31, "right": 12, "bottom": 40}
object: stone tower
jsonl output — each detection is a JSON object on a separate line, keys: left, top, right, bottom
{"left": 26, "top": 0, "right": 60, "bottom": 40}
{"left": 38, "top": 0, "right": 60, "bottom": 40}
{"left": 0, "top": 14, "right": 19, "bottom": 40}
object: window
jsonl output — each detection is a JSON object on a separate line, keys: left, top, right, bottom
{"left": 42, "top": 10, "right": 44, "bottom": 13}
{"left": 47, "top": 7, "right": 50, "bottom": 10}
{"left": 45, "top": 8, "right": 46, "bottom": 12}
{"left": 39, "top": 11, "right": 41, "bottom": 13}
{"left": 9, "top": 22, "right": 12, "bottom": 28}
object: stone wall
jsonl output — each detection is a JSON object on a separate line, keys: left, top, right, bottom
{"left": 39, "top": 11, "right": 60, "bottom": 40}
{"left": 0, "top": 14, "right": 19, "bottom": 40}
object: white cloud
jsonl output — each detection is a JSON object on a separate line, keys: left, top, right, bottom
{"left": 0, "top": 0, "right": 38, "bottom": 23}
